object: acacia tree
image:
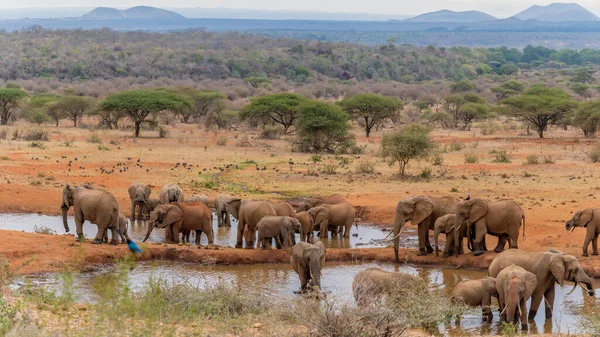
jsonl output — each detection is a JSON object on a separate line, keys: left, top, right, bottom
{"left": 339, "top": 93, "right": 402, "bottom": 137}
{"left": 100, "top": 90, "right": 191, "bottom": 137}
{"left": 444, "top": 93, "right": 488, "bottom": 129}
{"left": 24, "top": 94, "right": 59, "bottom": 125}
{"left": 380, "top": 124, "right": 435, "bottom": 176}
{"left": 158, "top": 87, "right": 226, "bottom": 124}
{"left": 296, "top": 101, "right": 351, "bottom": 153}
{"left": 0, "top": 88, "right": 28, "bottom": 125}
{"left": 501, "top": 85, "right": 578, "bottom": 138}
{"left": 240, "top": 93, "right": 308, "bottom": 133}
{"left": 573, "top": 100, "right": 600, "bottom": 137}
{"left": 491, "top": 81, "right": 525, "bottom": 100}
{"left": 52, "top": 96, "right": 94, "bottom": 127}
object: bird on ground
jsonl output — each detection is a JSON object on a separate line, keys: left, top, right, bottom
{"left": 126, "top": 239, "right": 143, "bottom": 253}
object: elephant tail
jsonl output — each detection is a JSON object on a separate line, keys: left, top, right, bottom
{"left": 522, "top": 214, "right": 526, "bottom": 241}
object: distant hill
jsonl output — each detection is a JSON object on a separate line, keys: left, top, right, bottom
{"left": 513, "top": 3, "right": 599, "bottom": 22}
{"left": 82, "top": 6, "right": 185, "bottom": 20}
{"left": 405, "top": 9, "right": 497, "bottom": 22}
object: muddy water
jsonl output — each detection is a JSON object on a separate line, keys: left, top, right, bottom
{"left": 0, "top": 213, "right": 417, "bottom": 249}
{"left": 14, "top": 261, "right": 598, "bottom": 336}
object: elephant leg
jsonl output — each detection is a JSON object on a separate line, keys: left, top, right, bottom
{"left": 593, "top": 233, "right": 599, "bottom": 255}
{"left": 472, "top": 221, "right": 487, "bottom": 256}
{"left": 544, "top": 287, "right": 555, "bottom": 319}
{"left": 528, "top": 291, "right": 544, "bottom": 321}
{"left": 195, "top": 230, "right": 201, "bottom": 245}
{"left": 245, "top": 226, "right": 256, "bottom": 249}
{"left": 298, "top": 267, "right": 309, "bottom": 291}
{"left": 109, "top": 226, "right": 118, "bottom": 245}
{"left": 275, "top": 235, "right": 283, "bottom": 249}
{"left": 417, "top": 220, "right": 430, "bottom": 256}
{"left": 75, "top": 212, "right": 86, "bottom": 242}
{"left": 92, "top": 226, "right": 104, "bottom": 244}
{"left": 319, "top": 220, "right": 329, "bottom": 238}
{"left": 520, "top": 299, "right": 528, "bottom": 330}
{"left": 343, "top": 222, "right": 351, "bottom": 238}
{"left": 235, "top": 219, "right": 245, "bottom": 248}
{"left": 493, "top": 235, "right": 507, "bottom": 253}
{"left": 102, "top": 227, "right": 108, "bottom": 243}
{"left": 583, "top": 229, "right": 595, "bottom": 257}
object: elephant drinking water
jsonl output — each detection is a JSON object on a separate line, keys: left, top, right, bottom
{"left": 128, "top": 182, "right": 151, "bottom": 221}
{"left": 144, "top": 202, "right": 213, "bottom": 245}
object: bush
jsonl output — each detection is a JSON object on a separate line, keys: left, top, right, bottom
{"left": 589, "top": 144, "right": 600, "bottom": 163}
{"left": 98, "top": 145, "right": 110, "bottom": 151}
{"left": 216, "top": 136, "right": 228, "bottom": 146}
{"left": 158, "top": 127, "right": 169, "bottom": 138}
{"left": 430, "top": 154, "right": 444, "bottom": 166}
{"left": 525, "top": 155, "right": 539, "bottom": 165}
{"left": 28, "top": 141, "right": 46, "bottom": 149}
{"left": 296, "top": 101, "right": 351, "bottom": 153}
{"left": 310, "top": 154, "right": 322, "bottom": 163}
{"left": 543, "top": 155, "right": 555, "bottom": 164}
{"left": 464, "top": 153, "right": 479, "bottom": 164}
{"left": 235, "top": 135, "right": 251, "bottom": 147}
{"left": 491, "top": 151, "right": 511, "bottom": 163}
{"left": 355, "top": 160, "right": 376, "bottom": 174}
{"left": 259, "top": 126, "right": 281, "bottom": 140}
{"left": 419, "top": 167, "right": 432, "bottom": 179}
{"left": 33, "top": 224, "right": 57, "bottom": 235}
{"left": 109, "top": 139, "right": 121, "bottom": 146}
{"left": 448, "top": 140, "right": 465, "bottom": 152}
{"left": 322, "top": 164, "right": 337, "bottom": 175}
{"left": 0, "top": 129, "right": 7, "bottom": 140}
{"left": 381, "top": 124, "right": 436, "bottom": 176}
{"left": 480, "top": 121, "right": 498, "bottom": 135}
{"left": 87, "top": 134, "right": 102, "bottom": 144}
{"left": 24, "top": 128, "right": 49, "bottom": 141}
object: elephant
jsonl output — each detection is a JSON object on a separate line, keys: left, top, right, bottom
{"left": 256, "top": 216, "right": 301, "bottom": 249}
{"left": 434, "top": 214, "right": 467, "bottom": 257}
{"left": 159, "top": 184, "right": 184, "bottom": 204}
{"left": 103, "top": 213, "right": 131, "bottom": 244}
{"left": 295, "top": 211, "right": 315, "bottom": 243}
{"left": 307, "top": 202, "right": 356, "bottom": 238}
{"left": 128, "top": 182, "right": 151, "bottom": 221}
{"left": 268, "top": 201, "right": 296, "bottom": 218}
{"left": 352, "top": 268, "right": 427, "bottom": 307}
{"left": 454, "top": 198, "right": 524, "bottom": 257}
{"left": 144, "top": 202, "right": 213, "bottom": 245}
{"left": 489, "top": 249, "right": 595, "bottom": 320}
{"left": 387, "top": 195, "right": 459, "bottom": 260}
{"left": 291, "top": 241, "right": 326, "bottom": 292}
{"left": 295, "top": 194, "right": 347, "bottom": 212}
{"left": 494, "top": 264, "right": 537, "bottom": 330}
{"left": 214, "top": 194, "right": 234, "bottom": 227}
{"left": 451, "top": 277, "right": 498, "bottom": 322}
{"left": 565, "top": 208, "right": 600, "bottom": 257}
{"left": 142, "top": 198, "right": 161, "bottom": 220}
{"left": 187, "top": 194, "right": 209, "bottom": 206}
{"left": 225, "top": 198, "right": 277, "bottom": 249}
{"left": 61, "top": 183, "right": 120, "bottom": 244}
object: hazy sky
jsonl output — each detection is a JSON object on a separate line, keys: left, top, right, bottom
{"left": 2, "top": 1, "right": 600, "bottom": 17}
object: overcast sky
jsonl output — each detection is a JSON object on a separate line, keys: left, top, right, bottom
{"left": 2, "top": 1, "right": 600, "bottom": 17}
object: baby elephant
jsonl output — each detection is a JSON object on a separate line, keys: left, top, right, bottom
{"left": 256, "top": 216, "right": 301, "bottom": 249}
{"left": 142, "top": 198, "right": 161, "bottom": 220}
{"left": 566, "top": 208, "right": 600, "bottom": 257}
{"left": 451, "top": 277, "right": 499, "bottom": 322}
{"left": 103, "top": 213, "right": 131, "bottom": 244}
{"left": 495, "top": 264, "right": 537, "bottom": 330}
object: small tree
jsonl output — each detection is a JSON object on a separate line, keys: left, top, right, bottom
{"left": 444, "top": 93, "right": 487, "bottom": 129}
{"left": 573, "top": 100, "right": 600, "bottom": 137}
{"left": 501, "top": 85, "right": 578, "bottom": 138}
{"left": 380, "top": 124, "right": 435, "bottom": 176}
{"left": 159, "top": 87, "right": 226, "bottom": 124}
{"left": 296, "top": 101, "right": 351, "bottom": 153}
{"left": 491, "top": 81, "right": 525, "bottom": 100}
{"left": 100, "top": 90, "right": 192, "bottom": 137}
{"left": 240, "top": 93, "right": 308, "bottom": 133}
{"left": 570, "top": 83, "right": 591, "bottom": 98}
{"left": 450, "top": 81, "right": 475, "bottom": 93}
{"left": 24, "top": 94, "right": 59, "bottom": 125}
{"left": 572, "top": 68, "right": 596, "bottom": 84}
{"left": 0, "top": 88, "right": 28, "bottom": 125}
{"left": 459, "top": 102, "right": 491, "bottom": 130}
{"left": 339, "top": 93, "right": 402, "bottom": 137}
{"left": 52, "top": 96, "right": 94, "bottom": 127}
{"left": 244, "top": 77, "right": 271, "bottom": 88}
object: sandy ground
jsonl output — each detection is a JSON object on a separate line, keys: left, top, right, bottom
{"left": 1, "top": 120, "right": 600, "bottom": 276}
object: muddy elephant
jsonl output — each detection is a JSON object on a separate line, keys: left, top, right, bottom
{"left": 144, "top": 202, "right": 213, "bottom": 245}
{"left": 142, "top": 198, "right": 161, "bottom": 220}
{"left": 214, "top": 194, "right": 234, "bottom": 227}
{"left": 187, "top": 194, "right": 209, "bottom": 206}
{"left": 451, "top": 277, "right": 498, "bottom": 322}
{"left": 256, "top": 216, "right": 301, "bottom": 249}
{"left": 61, "top": 183, "right": 120, "bottom": 244}
{"left": 387, "top": 195, "right": 459, "bottom": 260}
{"left": 296, "top": 211, "right": 315, "bottom": 243}
{"left": 434, "top": 214, "right": 467, "bottom": 257}
{"left": 295, "top": 194, "right": 347, "bottom": 212}
{"left": 489, "top": 249, "right": 595, "bottom": 320}
{"left": 159, "top": 184, "right": 184, "bottom": 204}
{"left": 454, "top": 198, "right": 525, "bottom": 257}
{"left": 291, "top": 241, "right": 326, "bottom": 292}
{"left": 494, "top": 264, "right": 537, "bottom": 329}
{"left": 128, "top": 182, "right": 151, "bottom": 221}
{"left": 225, "top": 199, "right": 277, "bottom": 249}
{"left": 566, "top": 208, "right": 600, "bottom": 257}
{"left": 307, "top": 202, "right": 356, "bottom": 238}
{"left": 352, "top": 268, "right": 427, "bottom": 307}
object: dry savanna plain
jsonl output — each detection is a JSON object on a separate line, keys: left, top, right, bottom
{"left": 1, "top": 117, "right": 600, "bottom": 336}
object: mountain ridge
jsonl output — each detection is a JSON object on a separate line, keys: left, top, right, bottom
{"left": 405, "top": 9, "right": 497, "bottom": 22}
{"left": 513, "top": 3, "right": 599, "bottom": 21}
{"left": 82, "top": 6, "right": 185, "bottom": 20}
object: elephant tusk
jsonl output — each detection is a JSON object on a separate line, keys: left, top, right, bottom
{"left": 382, "top": 230, "right": 394, "bottom": 240}
{"left": 567, "top": 282, "right": 579, "bottom": 295}
{"left": 517, "top": 303, "right": 522, "bottom": 319}
{"left": 500, "top": 305, "right": 507, "bottom": 317}
{"left": 388, "top": 229, "right": 403, "bottom": 242}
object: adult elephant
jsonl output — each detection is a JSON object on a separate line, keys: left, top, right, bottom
{"left": 144, "top": 202, "right": 213, "bottom": 245}
{"left": 159, "top": 184, "right": 184, "bottom": 204}
{"left": 225, "top": 198, "right": 277, "bottom": 249}
{"left": 565, "top": 208, "right": 600, "bottom": 257}
{"left": 307, "top": 202, "right": 356, "bottom": 238}
{"left": 295, "top": 194, "right": 347, "bottom": 212}
{"left": 128, "top": 182, "right": 151, "bottom": 221}
{"left": 187, "top": 194, "right": 209, "bottom": 206}
{"left": 256, "top": 216, "right": 301, "bottom": 249}
{"left": 494, "top": 264, "right": 537, "bottom": 330}
{"left": 454, "top": 198, "right": 524, "bottom": 257}
{"left": 434, "top": 214, "right": 467, "bottom": 258}
{"left": 269, "top": 201, "right": 296, "bottom": 218}
{"left": 451, "top": 277, "right": 498, "bottom": 322}
{"left": 387, "top": 195, "right": 459, "bottom": 259}
{"left": 489, "top": 249, "right": 595, "bottom": 320}
{"left": 352, "top": 268, "right": 427, "bottom": 307}
{"left": 291, "top": 241, "right": 326, "bottom": 292}
{"left": 296, "top": 211, "right": 315, "bottom": 243}
{"left": 214, "top": 194, "right": 235, "bottom": 227}
{"left": 61, "top": 183, "right": 120, "bottom": 244}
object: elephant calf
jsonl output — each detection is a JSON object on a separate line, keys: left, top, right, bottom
{"left": 291, "top": 241, "right": 326, "bottom": 292}
{"left": 495, "top": 264, "right": 537, "bottom": 330}
{"left": 256, "top": 216, "right": 301, "bottom": 249}
{"left": 434, "top": 214, "right": 467, "bottom": 258}
{"left": 451, "top": 277, "right": 498, "bottom": 322}
{"left": 566, "top": 208, "right": 600, "bottom": 257}
{"left": 142, "top": 198, "right": 161, "bottom": 220}
{"left": 352, "top": 268, "right": 427, "bottom": 307}
{"left": 296, "top": 211, "right": 315, "bottom": 243}
{"left": 102, "top": 213, "right": 131, "bottom": 244}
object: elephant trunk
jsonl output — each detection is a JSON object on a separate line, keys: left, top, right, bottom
{"left": 393, "top": 216, "right": 405, "bottom": 263}
{"left": 576, "top": 271, "right": 595, "bottom": 296}
{"left": 309, "top": 259, "right": 321, "bottom": 288}
{"left": 504, "top": 301, "right": 518, "bottom": 324}
{"left": 143, "top": 223, "right": 155, "bottom": 242}
{"left": 61, "top": 206, "right": 70, "bottom": 233}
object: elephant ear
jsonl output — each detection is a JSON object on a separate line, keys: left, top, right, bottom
{"left": 522, "top": 271, "right": 537, "bottom": 301}
{"left": 468, "top": 199, "right": 488, "bottom": 224}
{"left": 313, "top": 207, "right": 330, "bottom": 224}
{"left": 161, "top": 204, "right": 184, "bottom": 228}
{"left": 291, "top": 242, "right": 304, "bottom": 262}
{"left": 550, "top": 253, "right": 566, "bottom": 286}
{"left": 144, "top": 185, "right": 152, "bottom": 199}
{"left": 226, "top": 198, "right": 242, "bottom": 219}
{"left": 579, "top": 209, "right": 594, "bottom": 227}
{"left": 482, "top": 277, "right": 498, "bottom": 297}
{"left": 315, "top": 241, "right": 326, "bottom": 264}
{"left": 411, "top": 197, "right": 434, "bottom": 225}
{"left": 62, "top": 184, "right": 72, "bottom": 208}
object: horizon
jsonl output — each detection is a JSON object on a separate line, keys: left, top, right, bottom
{"left": 0, "top": 1, "right": 600, "bottom": 19}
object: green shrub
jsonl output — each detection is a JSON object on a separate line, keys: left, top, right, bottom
{"left": 322, "top": 164, "right": 337, "bottom": 175}
{"left": 525, "top": 155, "right": 539, "bottom": 165}
{"left": 464, "top": 153, "right": 479, "bottom": 164}
{"left": 158, "top": 127, "right": 169, "bottom": 138}
{"left": 87, "top": 134, "right": 102, "bottom": 144}
{"left": 448, "top": 140, "right": 465, "bottom": 152}
{"left": 28, "top": 141, "right": 46, "bottom": 149}
{"left": 355, "top": 160, "right": 376, "bottom": 174}
{"left": 491, "top": 151, "right": 511, "bottom": 163}
{"left": 98, "top": 145, "right": 110, "bottom": 151}
{"left": 420, "top": 167, "right": 432, "bottom": 179}
{"left": 310, "top": 154, "right": 322, "bottom": 163}
{"left": 430, "top": 154, "right": 444, "bottom": 166}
